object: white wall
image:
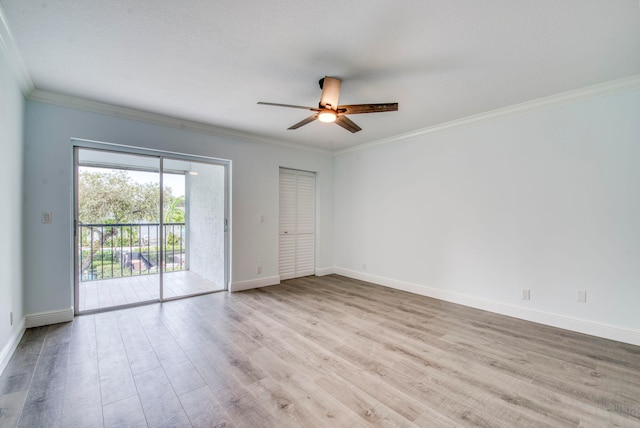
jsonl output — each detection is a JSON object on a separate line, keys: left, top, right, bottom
{"left": 334, "top": 88, "right": 640, "bottom": 344}
{"left": 18, "top": 78, "right": 640, "bottom": 348}
{"left": 187, "top": 162, "right": 225, "bottom": 286}
{"left": 0, "top": 50, "right": 25, "bottom": 371}
{"left": 23, "top": 100, "right": 334, "bottom": 316}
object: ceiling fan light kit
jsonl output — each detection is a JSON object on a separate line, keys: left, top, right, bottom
{"left": 318, "top": 109, "right": 337, "bottom": 123}
{"left": 258, "top": 76, "right": 398, "bottom": 133}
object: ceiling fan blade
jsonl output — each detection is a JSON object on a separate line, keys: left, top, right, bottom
{"left": 319, "top": 76, "right": 341, "bottom": 110}
{"left": 335, "top": 115, "right": 362, "bottom": 133}
{"left": 288, "top": 114, "right": 318, "bottom": 130}
{"left": 338, "top": 103, "right": 398, "bottom": 114}
{"left": 258, "top": 102, "right": 319, "bottom": 111}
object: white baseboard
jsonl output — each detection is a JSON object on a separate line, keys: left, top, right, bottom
{"left": 25, "top": 307, "right": 74, "bottom": 328}
{"left": 0, "top": 318, "right": 26, "bottom": 376}
{"left": 230, "top": 276, "right": 280, "bottom": 292}
{"left": 315, "top": 267, "right": 335, "bottom": 276}
{"left": 333, "top": 268, "right": 640, "bottom": 347}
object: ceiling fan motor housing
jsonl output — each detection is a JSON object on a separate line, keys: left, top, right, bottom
{"left": 319, "top": 76, "right": 341, "bottom": 110}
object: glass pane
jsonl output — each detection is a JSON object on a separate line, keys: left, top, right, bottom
{"left": 76, "top": 148, "right": 161, "bottom": 312}
{"left": 162, "top": 158, "right": 226, "bottom": 298}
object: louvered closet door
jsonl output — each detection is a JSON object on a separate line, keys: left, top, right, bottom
{"left": 279, "top": 168, "right": 316, "bottom": 280}
{"left": 279, "top": 170, "right": 296, "bottom": 279}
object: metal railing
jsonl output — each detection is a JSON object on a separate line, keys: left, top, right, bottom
{"left": 78, "top": 223, "right": 186, "bottom": 281}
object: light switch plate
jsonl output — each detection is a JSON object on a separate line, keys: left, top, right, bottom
{"left": 577, "top": 290, "right": 587, "bottom": 303}
{"left": 42, "top": 212, "right": 52, "bottom": 223}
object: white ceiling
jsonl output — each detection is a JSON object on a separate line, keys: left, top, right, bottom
{"left": 2, "top": 1, "right": 640, "bottom": 152}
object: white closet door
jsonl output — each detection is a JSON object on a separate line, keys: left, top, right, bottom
{"left": 279, "top": 169, "right": 296, "bottom": 279}
{"left": 279, "top": 168, "right": 315, "bottom": 280}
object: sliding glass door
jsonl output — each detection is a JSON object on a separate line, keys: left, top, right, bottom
{"left": 162, "top": 158, "right": 227, "bottom": 300}
{"left": 74, "top": 145, "right": 229, "bottom": 314}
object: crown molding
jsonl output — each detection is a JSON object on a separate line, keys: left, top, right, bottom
{"left": 0, "top": 5, "right": 34, "bottom": 95}
{"left": 24, "top": 72, "right": 640, "bottom": 157}
{"left": 27, "top": 89, "right": 334, "bottom": 155}
{"left": 336, "top": 73, "right": 640, "bottom": 156}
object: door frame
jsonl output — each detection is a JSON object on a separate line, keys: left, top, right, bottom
{"left": 72, "top": 139, "right": 231, "bottom": 315}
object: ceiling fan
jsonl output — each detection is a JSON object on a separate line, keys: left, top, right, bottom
{"left": 258, "top": 76, "right": 398, "bottom": 133}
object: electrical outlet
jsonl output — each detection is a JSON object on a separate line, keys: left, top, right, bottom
{"left": 362, "top": 263, "right": 367, "bottom": 270}
{"left": 41, "top": 211, "right": 52, "bottom": 223}
{"left": 522, "top": 289, "right": 530, "bottom": 300}
{"left": 577, "top": 290, "right": 587, "bottom": 303}
{"left": 256, "top": 266, "right": 262, "bottom": 274}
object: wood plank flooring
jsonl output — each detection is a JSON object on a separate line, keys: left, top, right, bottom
{"left": 1, "top": 274, "right": 639, "bottom": 427}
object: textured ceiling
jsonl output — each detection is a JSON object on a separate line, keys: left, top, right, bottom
{"left": 2, "top": 0, "right": 640, "bottom": 152}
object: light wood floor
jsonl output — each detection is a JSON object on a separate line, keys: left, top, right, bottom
{"left": 1, "top": 275, "right": 639, "bottom": 427}
{"left": 80, "top": 270, "right": 225, "bottom": 312}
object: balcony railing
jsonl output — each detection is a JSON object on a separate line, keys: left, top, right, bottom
{"left": 78, "top": 222, "right": 186, "bottom": 281}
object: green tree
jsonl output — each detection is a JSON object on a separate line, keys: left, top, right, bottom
{"left": 164, "top": 195, "right": 185, "bottom": 223}
{"left": 78, "top": 170, "right": 169, "bottom": 223}
{"left": 78, "top": 169, "right": 181, "bottom": 272}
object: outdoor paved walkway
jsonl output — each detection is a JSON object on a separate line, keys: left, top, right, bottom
{"left": 79, "top": 270, "right": 224, "bottom": 312}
